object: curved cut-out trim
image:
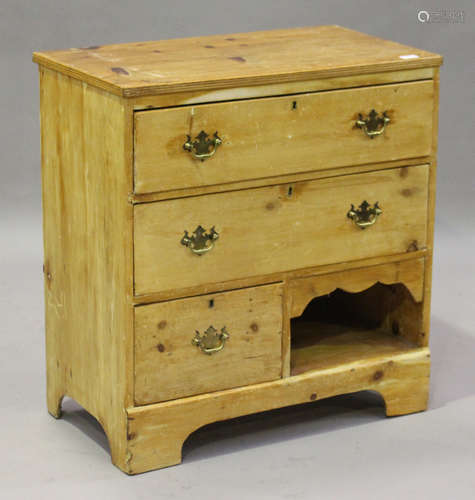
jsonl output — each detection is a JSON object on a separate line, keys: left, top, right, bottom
{"left": 292, "top": 280, "right": 421, "bottom": 319}
{"left": 125, "top": 347, "right": 430, "bottom": 473}
{"left": 289, "top": 259, "right": 424, "bottom": 318}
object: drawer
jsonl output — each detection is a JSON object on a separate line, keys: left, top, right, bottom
{"left": 134, "top": 165, "right": 429, "bottom": 296}
{"left": 134, "top": 81, "right": 433, "bottom": 194}
{"left": 134, "top": 284, "right": 283, "bottom": 404}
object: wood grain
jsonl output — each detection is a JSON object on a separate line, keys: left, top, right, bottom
{"left": 422, "top": 68, "right": 441, "bottom": 347}
{"left": 130, "top": 68, "right": 435, "bottom": 110}
{"left": 289, "top": 258, "right": 425, "bottom": 318}
{"left": 36, "top": 26, "right": 440, "bottom": 475}
{"left": 130, "top": 157, "right": 430, "bottom": 204}
{"left": 126, "top": 348, "right": 430, "bottom": 473}
{"left": 132, "top": 250, "right": 428, "bottom": 306}
{"left": 33, "top": 26, "right": 442, "bottom": 97}
{"left": 281, "top": 281, "right": 292, "bottom": 378}
{"left": 290, "top": 260, "right": 425, "bottom": 375}
{"left": 39, "top": 68, "right": 134, "bottom": 471}
{"left": 290, "top": 326, "right": 417, "bottom": 375}
{"left": 134, "top": 284, "right": 283, "bottom": 404}
{"left": 134, "top": 165, "right": 429, "bottom": 295}
{"left": 134, "top": 81, "right": 434, "bottom": 194}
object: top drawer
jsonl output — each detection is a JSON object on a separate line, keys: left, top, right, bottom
{"left": 134, "top": 80, "right": 434, "bottom": 194}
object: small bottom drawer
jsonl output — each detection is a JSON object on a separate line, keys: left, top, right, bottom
{"left": 134, "top": 284, "right": 283, "bottom": 405}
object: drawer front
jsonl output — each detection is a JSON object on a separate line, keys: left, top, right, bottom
{"left": 134, "top": 284, "right": 283, "bottom": 404}
{"left": 134, "top": 81, "right": 433, "bottom": 194}
{"left": 135, "top": 165, "right": 429, "bottom": 296}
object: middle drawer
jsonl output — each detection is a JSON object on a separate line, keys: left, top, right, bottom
{"left": 134, "top": 165, "right": 429, "bottom": 296}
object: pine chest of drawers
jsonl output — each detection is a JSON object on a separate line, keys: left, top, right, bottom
{"left": 34, "top": 26, "right": 442, "bottom": 474}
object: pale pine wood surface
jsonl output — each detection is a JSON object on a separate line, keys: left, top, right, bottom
{"left": 134, "top": 284, "right": 283, "bottom": 405}
{"left": 289, "top": 258, "right": 425, "bottom": 318}
{"left": 126, "top": 348, "right": 430, "bottom": 473}
{"left": 422, "top": 69, "right": 440, "bottom": 343}
{"left": 127, "top": 257, "right": 430, "bottom": 473}
{"left": 134, "top": 81, "right": 434, "bottom": 193}
{"left": 130, "top": 68, "right": 435, "bottom": 111}
{"left": 131, "top": 157, "right": 430, "bottom": 205}
{"left": 134, "top": 165, "right": 429, "bottom": 295}
{"left": 36, "top": 25, "right": 440, "bottom": 475}
{"left": 33, "top": 26, "right": 442, "bottom": 97}
{"left": 40, "top": 68, "right": 134, "bottom": 471}
{"left": 132, "top": 250, "right": 428, "bottom": 306}
{"left": 290, "top": 326, "right": 417, "bottom": 375}
{"left": 284, "top": 259, "right": 425, "bottom": 376}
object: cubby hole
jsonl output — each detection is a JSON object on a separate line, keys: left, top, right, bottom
{"left": 290, "top": 283, "right": 423, "bottom": 376}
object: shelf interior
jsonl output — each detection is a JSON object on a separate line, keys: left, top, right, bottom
{"left": 290, "top": 283, "right": 422, "bottom": 376}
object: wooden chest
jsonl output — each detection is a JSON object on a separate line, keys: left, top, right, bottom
{"left": 33, "top": 26, "right": 442, "bottom": 474}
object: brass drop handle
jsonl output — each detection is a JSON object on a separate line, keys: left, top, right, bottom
{"left": 347, "top": 201, "right": 382, "bottom": 229}
{"left": 181, "top": 225, "right": 219, "bottom": 255}
{"left": 183, "top": 130, "right": 222, "bottom": 161}
{"left": 355, "top": 110, "right": 390, "bottom": 138}
{"left": 192, "top": 326, "right": 229, "bottom": 355}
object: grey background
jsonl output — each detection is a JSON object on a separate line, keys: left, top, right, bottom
{"left": 1, "top": 1, "right": 474, "bottom": 498}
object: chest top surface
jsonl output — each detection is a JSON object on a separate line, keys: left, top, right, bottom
{"left": 33, "top": 25, "right": 442, "bottom": 97}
